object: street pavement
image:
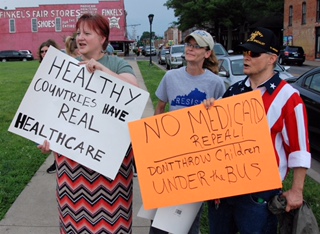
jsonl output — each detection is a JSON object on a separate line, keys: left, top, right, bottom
{"left": 0, "top": 56, "right": 319, "bottom": 234}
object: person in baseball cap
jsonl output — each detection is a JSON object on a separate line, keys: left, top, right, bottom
{"left": 184, "top": 29, "right": 219, "bottom": 74}
{"left": 203, "top": 27, "right": 310, "bottom": 234}
{"left": 237, "top": 27, "right": 280, "bottom": 55}
{"left": 185, "top": 30, "right": 215, "bottom": 50}
{"left": 149, "top": 28, "right": 225, "bottom": 234}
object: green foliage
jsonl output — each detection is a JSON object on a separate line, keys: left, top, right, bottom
{"left": 0, "top": 61, "right": 48, "bottom": 220}
{"left": 165, "top": 0, "right": 284, "bottom": 31}
{"left": 242, "top": 0, "right": 284, "bottom": 23}
{"left": 139, "top": 31, "right": 156, "bottom": 46}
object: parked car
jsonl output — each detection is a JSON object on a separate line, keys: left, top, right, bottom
{"left": 218, "top": 55, "right": 294, "bottom": 88}
{"left": 144, "top": 46, "right": 156, "bottom": 56}
{"left": 165, "top": 44, "right": 185, "bottom": 70}
{"left": 19, "top": 50, "right": 34, "bottom": 60}
{"left": 286, "top": 67, "right": 320, "bottom": 152}
{"left": 278, "top": 45, "right": 305, "bottom": 66}
{"left": 141, "top": 46, "right": 146, "bottom": 56}
{"left": 158, "top": 48, "right": 169, "bottom": 65}
{"left": 136, "top": 46, "right": 144, "bottom": 56}
{"left": 0, "top": 50, "right": 33, "bottom": 62}
{"left": 214, "top": 43, "right": 233, "bottom": 59}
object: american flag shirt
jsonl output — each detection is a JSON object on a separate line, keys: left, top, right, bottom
{"left": 223, "top": 73, "right": 311, "bottom": 180}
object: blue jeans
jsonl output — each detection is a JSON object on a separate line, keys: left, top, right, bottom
{"left": 149, "top": 203, "right": 203, "bottom": 234}
{"left": 208, "top": 190, "right": 280, "bottom": 234}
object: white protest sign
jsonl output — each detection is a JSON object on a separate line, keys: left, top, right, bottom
{"left": 138, "top": 203, "right": 202, "bottom": 234}
{"left": 152, "top": 203, "right": 202, "bottom": 234}
{"left": 137, "top": 204, "right": 156, "bottom": 220}
{"left": 8, "top": 46, "right": 150, "bottom": 180}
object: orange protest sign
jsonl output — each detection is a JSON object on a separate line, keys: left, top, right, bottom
{"left": 129, "top": 90, "right": 282, "bottom": 210}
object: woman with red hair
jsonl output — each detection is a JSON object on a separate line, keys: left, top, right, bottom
{"left": 38, "top": 13, "right": 137, "bottom": 234}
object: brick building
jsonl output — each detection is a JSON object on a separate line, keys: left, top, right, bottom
{"left": 0, "top": 0, "right": 133, "bottom": 59}
{"left": 284, "top": 0, "right": 320, "bottom": 60}
{"left": 164, "top": 27, "right": 182, "bottom": 47}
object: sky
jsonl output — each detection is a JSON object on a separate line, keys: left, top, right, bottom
{"left": 0, "top": 0, "right": 177, "bottom": 38}
{"left": 124, "top": 0, "right": 177, "bottom": 38}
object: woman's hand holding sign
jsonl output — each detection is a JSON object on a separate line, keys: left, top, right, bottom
{"left": 203, "top": 97, "right": 215, "bottom": 110}
{"left": 37, "top": 140, "right": 51, "bottom": 154}
{"left": 79, "top": 58, "right": 102, "bottom": 74}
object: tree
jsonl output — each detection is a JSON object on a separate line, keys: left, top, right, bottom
{"left": 164, "top": 0, "right": 246, "bottom": 49}
{"left": 139, "top": 31, "right": 155, "bottom": 45}
{"left": 164, "top": 0, "right": 284, "bottom": 49}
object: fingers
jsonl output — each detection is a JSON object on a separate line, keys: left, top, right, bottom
{"left": 285, "top": 204, "right": 301, "bottom": 212}
{"left": 203, "top": 98, "right": 215, "bottom": 109}
{"left": 79, "top": 59, "right": 98, "bottom": 73}
{"left": 282, "top": 191, "right": 303, "bottom": 212}
{"left": 37, "top": 140, "right": 51, "bottom": 154}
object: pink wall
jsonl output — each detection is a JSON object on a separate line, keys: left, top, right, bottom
{"left": 0, "top": 0, "right": 129, "bottom": 59}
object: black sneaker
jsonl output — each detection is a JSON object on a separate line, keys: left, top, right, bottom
{"left": 46, "top": 162, "right": 56, "bottom": 174}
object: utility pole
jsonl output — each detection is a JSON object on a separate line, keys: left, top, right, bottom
{"left": 127, "top": 24, "right": 141, "bottom": 41}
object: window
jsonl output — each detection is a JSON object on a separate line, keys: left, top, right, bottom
{"left": 9, "top": 19, "right": 15, "bottom": 33}
{"left": 219, "top": 60, "right": 230, "bottom": 73}
{"left": 31, "top": 18, "right": 38, "bottom": 32}
{"left": 289, "top": 6, "right": 293, "bottom": 26}
{"left": 302, "top": 2, "right": 306, "bottom": 25}
{"left": 231, "top": 60, "right": 244, "bottom": 75}
{"left": 304, "top": 75, "right": 312, "bottom": 88}
{"left": 317, "top": 0, "right": 320, "bottom": 22}
{"left": 310, "top": 73, "right": 320, "bottom": 93}
{"left": 55, "top": 17, "right": 61, "bottom": 32}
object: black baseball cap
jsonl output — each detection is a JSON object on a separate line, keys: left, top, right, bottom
{"left": 237, "top": 27, "right": 279, "bottom": 55}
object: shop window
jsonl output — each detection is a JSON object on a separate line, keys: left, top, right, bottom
{"left": 302, "top": 2, "right": 306, "bottom": 25}
{"left": 32, "top": 18, "right": 38, "bottom": 32}
{"left": 9, "top": 19, "right": 15, "bottom": 33}
{"left": 318, "top": 0, "right": 320, "bottom": 22}
{"left": 55, "top": 18, "right": 61, "bottom": 32}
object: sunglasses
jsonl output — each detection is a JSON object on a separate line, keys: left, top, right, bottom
{"left": 40, "top": 50, "right": 48, "bottom": 54}
{"left": 243, "top": 51, "right": 274, "bottom": 58}
{"left": 243, "top": 51, "right": 263, "bottom": 58}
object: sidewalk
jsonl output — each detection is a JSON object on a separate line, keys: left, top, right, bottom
{"left": 0, "top": 60, "right": 152, "bottom": 234}
{"left": 0, "top": 58, "right": 319, "bottom": 234}
{"left": 304, "top": 60, "right": 320, "bottom": 67}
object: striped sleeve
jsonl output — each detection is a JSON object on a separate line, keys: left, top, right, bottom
{"left": 264, "top": 82, "right": 311, "bottom": 179}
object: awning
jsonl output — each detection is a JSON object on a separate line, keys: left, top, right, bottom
{"left": 109, "top": 35, "right": 135, "bottom": 43}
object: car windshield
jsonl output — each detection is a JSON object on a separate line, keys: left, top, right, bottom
{"left": 172, "top": 46, "right": 185, "bottom": 53}
{"left": 231, "top": 59, "right": 244, "bottom": 75}
{"left": 214, "top": 44, "right": 228, "bottom": 56}
{"left": 161, "top": 49, "right": 168, "bottom": 55}
{"left": 287, "top": 47, "right": 303, "bottom": 53}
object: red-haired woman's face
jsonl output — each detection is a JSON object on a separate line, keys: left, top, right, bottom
{"left": 76, "top": 22, "right": 106, "bottom": 57}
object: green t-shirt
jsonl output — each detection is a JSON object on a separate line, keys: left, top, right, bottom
{"left": 79, "top": 55, "right": 135, "bottom": 76}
